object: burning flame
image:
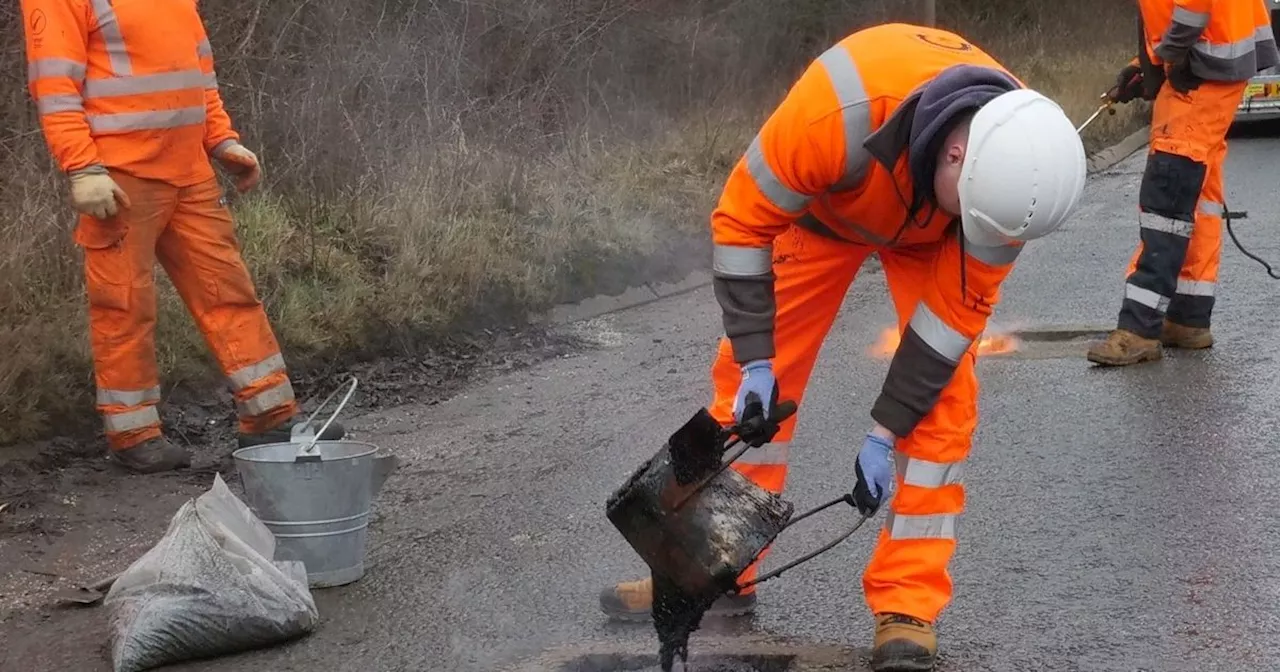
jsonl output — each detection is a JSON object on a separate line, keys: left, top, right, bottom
{"left": 867, "top": 326, "right": 1021, "bottom": 359}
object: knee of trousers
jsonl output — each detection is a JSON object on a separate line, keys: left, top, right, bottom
{"left": 1140, "top": 151, "right": 1207, "bottom": 222}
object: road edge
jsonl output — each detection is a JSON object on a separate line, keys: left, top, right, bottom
{"left": 540, "top": 126, "right": 1152, "bottom": 327}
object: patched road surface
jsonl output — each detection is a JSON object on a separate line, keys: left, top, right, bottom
{"left": 6, "top": 129, "right": 1280, "bottom": 672}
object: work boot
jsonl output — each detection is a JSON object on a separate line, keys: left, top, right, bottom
{"left": 1085, "top": 328, "right": 1163, "bottom": 367}
{"left": 1160, "top": 319, "right": 1214, "bottom": 349}
{"left": 237, "top": 413, "right": 346, "bottom": 449}
{"left": 870, "top": 613, "right": 937, "bottom": 671}
{"left": 110, "top": 437, "right": 192, "bottom": 474}
{"left": 598, "top": 577, "right": 757, "bottom": 622}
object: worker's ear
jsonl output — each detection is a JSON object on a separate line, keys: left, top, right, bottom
{"left": 944, "top": 142, "right": 965, "bottom": 167}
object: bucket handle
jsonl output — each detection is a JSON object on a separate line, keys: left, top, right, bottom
{"left": 730, "top": 491, "right": 889, "bottom": 594}
{"left": 295, "top": 376, "right": 359, "bottom": 458}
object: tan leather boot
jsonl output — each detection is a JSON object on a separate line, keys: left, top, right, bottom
{"left": 597, "top": 576, "right": 756, "bottom": 621}
{"left": 1160, "top": 319, "right": 1214, "bottom": 349}
{"left": 1086, "top": 328, "right": 1163, "bottom": 366}
{"left": 871, "top": 613, "right": 938, "bottom": 671}
{"left": 110, "top": 437, "right": 191, "bottom": 474}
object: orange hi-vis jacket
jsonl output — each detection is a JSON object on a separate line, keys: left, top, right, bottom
{"left": 1138, "top": 0, "right": 1279, "bottom": 81}
{"left": 710, "top": 23, "right": 1026, "bottom": 438}
{"left": 22, "top": 0, "right": 240, "bottom": 186}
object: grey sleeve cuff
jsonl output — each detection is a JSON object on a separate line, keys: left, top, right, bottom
{"left": 869, "top": 325, "right": 963, "bottom": 438}
{"left": 712, "top": 275, "right": 776, "bottom": 363}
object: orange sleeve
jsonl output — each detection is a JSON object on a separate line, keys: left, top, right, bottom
{"left": 709, "top": 67, "right": 847, "bottom": 363}
{"left": 870, "top": 232, "right": 1022, "bottom": 438}
{"left": 193, "top": 8, "right": 239, "bottom": 155}
{"left": 21, "top": 0, "right": 99, "bottom": 173}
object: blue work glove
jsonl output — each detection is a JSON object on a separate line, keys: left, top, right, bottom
{"left": 853, "top": 432, "right": 894, "bottom": 516}
{"left": 733, "top": 359, "right": 779, "bottom": 447}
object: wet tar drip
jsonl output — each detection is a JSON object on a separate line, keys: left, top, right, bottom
{"left": 652, "top": 570, "right": 719, "bottom": 672}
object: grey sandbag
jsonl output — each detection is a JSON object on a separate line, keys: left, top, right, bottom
{"left": 104, "top": 473, "right": 320, "bottom": 672}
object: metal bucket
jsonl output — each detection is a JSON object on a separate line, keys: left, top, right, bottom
{"left": 232, "top": 377, "right": 398, "bottom": 588}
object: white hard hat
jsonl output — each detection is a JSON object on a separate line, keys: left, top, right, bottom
{"left": 958, "top": 88, "right": 1088, "bottom": 248}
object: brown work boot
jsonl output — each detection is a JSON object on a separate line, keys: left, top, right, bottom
{"left": 110, "top": 437, "right": 191, "bottom": 474}
{"left": 1085, "top": 328, "right": 1163, "bottom": 366}
{"left": 1160, "top": 319, "right": 1214, "bottom": 349}
{"left": 598, "top": 577, "right": 757, "bottom": 622}
{"left": 871, "top": 613, "right": 938, "bottom": 671}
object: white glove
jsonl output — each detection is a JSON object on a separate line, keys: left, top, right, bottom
{"left": 214, "top": 142, "right": 262, "bottom": 193}
{"left": 68, "top": 167, "right": 131, "bottom": 219}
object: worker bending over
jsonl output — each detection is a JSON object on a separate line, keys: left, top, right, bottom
{"left": 20, "top": 0, "right": 345, "bottom": 473}
{"left": 1087, "top": 0, "right": 1279, "bottom": 365}
{"left": 597, "top": 23, "right": 1087, "bottom": 672}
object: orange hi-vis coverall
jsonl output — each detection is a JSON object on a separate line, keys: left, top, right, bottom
{"left": 1117, "top": 0, "right": 1279, "bottom": 336}
{"left": 707, "top": 23, "right": 1027, "bottom": 623}
{"left": 22, "top": 0, "right": 301, "bottom": 450}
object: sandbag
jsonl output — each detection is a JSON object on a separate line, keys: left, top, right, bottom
{"left": 104, "top": 473, "right": 320, "bottom": 672}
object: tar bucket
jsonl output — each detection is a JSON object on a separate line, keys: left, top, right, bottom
{"left": 606, "top": 400, "right": 873, "bottom": 601}
{"left": 232, "top": 377, "right": 399, "bottom": 588}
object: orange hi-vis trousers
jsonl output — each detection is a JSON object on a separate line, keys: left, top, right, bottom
{"left": 708, "top": 224, "right": 974, "bottom": 622}
{"left": 1117, "top": 80, "right": 1247, "bottom": 336}
{"left": 77, "top": 170, "right": 300, "bottom": 451}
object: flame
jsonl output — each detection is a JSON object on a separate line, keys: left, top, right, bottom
{"left": 867, "top": 326, "right": 1021, "bottom": 359}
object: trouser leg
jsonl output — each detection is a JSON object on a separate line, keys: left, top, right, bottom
{"left": 155, "top": 177, "right": 300, "bottom": 435}
{"left": 862, "top": 244, "right": 972, "bottom": 623}
{"left": 78, "top": 172, "right": 176, "bottom": 450}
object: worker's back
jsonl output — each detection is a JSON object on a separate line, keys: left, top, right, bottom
{"left": 771, "top": 23, "right": 1018, "bottom": 247}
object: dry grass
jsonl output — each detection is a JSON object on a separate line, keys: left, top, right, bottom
{"left": 0, "top": 0, "right": 1146, "bottom": 446}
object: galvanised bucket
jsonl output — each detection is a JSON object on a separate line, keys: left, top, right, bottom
{"left": 232, "top": 377, "right": 398, "bottom": 588}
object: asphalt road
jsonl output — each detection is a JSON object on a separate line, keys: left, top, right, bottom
{"left": 19, "top": 130, "right": 1280, "bottom": 672}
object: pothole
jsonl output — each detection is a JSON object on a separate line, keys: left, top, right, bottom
{"left": 556, "top": 652, "right": 794, "bottom": 672}
{"left": 505, "top": 639, "right": 861, "bottom": 672}
{"left": 981, "top": 325, "right": 1112, "bottom": 361}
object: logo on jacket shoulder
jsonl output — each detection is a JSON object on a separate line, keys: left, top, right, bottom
{"left": 915, "top": 32, "right": 972, "bottom": 52}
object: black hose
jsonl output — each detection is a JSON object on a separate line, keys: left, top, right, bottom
{"left": 1224, "top": 205, "right": 1280, "bottom": 279}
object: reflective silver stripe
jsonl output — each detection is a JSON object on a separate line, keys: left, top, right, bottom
{"left": 895, "top": 453, "right": 964, "bottom": 488}
{"left": 1172, "top": 6, "right": 1209, "bottom": 28}
{"left": 1139, "top": 212, "right": 1193, "bottom": 238}
{"left": 197, "top": 39, "right": 214, "bottom": 58}
{"left": 237, "top": 380, "right": 296, "bottom": 417}
{"left": 28, "top": 57, "right": 87, "bottom": 83}
{"left": 731, "top": 441, "right": 789, "bottom": 466}
{"left": 1199, "top": 200, "right": 1225, "bottom": 218}
{"left": 713, "top": 244, "right": 773, "bottom": 277}
{"left": 964, "top": 240, "right": 1022, "bottom": 267}
{"left": 38, "top": 94, "right": 85, "bottom": 114}
{"left": 1257, "top": 25, "right": 1276, "bottom": 43}
{"left": 815, "top": 44, "right": 872, "bottom": 191}
{"left": 89, "top": 0, "right": 132, "bottom": 77}
{"left": 1176, "top": 279, "right": 1215, "bottom": 297}
{"left": 97, "top": 385, "right": 161, "bottom": 407}
{"left": 103, "top": 406, "right": 160, "bottom": 433}
{"left": 83, "top": 69, "right": 207, "bottom": 98}
{"left": 227, "top": 353, "right": 287, "bottom": 390}
{"left": 886, "top": 511, "right": 957, "bottom": 540}
{"left": 907, "top": 303, "right": 972, "bottom": 363}
{"left": 87, "top": 106, "right": 206, "bottom": 132}
{"left": 744, "top": 133, "right": 810, "bottom": 213}
{"left": 1125, "top": 283, "right": 1170, "bottom": 311}
{"left": 204, "top": 72, "right": 218, "bottom": 89}
{"left": 1194, "top": 35, "right": 1257, "bottom": 61}
{"left": 212, "top": 139, "right": 238, "bottom": 157}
